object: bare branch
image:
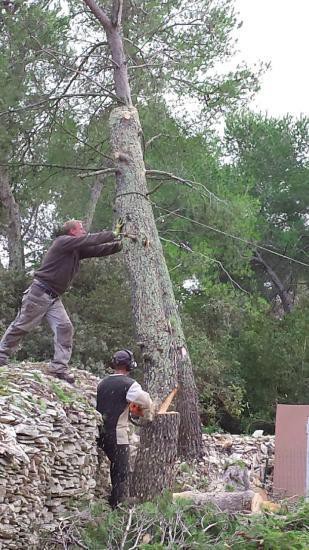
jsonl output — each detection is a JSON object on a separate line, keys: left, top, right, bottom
{"left": 120, "top": 506, "right": 134, "bottom": 550}
{"left": 77, "top": 167, "right": 115, "bottom": 179}
{"left": 111, "top": 0, "right": 123, "bottom": 27}
{"left": 38, "top": 46, "right": 120, "bottom": 102}
{"left": 146, "top": 169, "right": 226, "bottom": 204}
{"left": 145, "top": 133, "right": 162, "bottom": 149}
{"left": 0, "top": 93, "right": 108, "bottom": 118}
{"left": 160, "top": 236, "right": 249, "bottom": 294}
{"left": 52, "top": 41, "right": 108, "bottom": 112}
{"left": 0, "top": 162, "right": 104, "bottom": 171}
{"left": 83, "top": 0, "right": 112, "bottom": 31}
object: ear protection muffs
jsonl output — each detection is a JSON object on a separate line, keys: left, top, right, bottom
{"left": 112, "top": 349, "right": 137, "bottom": 371}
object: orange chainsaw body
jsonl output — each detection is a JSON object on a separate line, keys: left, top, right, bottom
{"left": 129, "top": 402, "right": 144, "bottom": 417}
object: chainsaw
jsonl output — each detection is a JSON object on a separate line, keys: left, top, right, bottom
{"left": 129, "top": 387, "right": 178, "bottom": 425}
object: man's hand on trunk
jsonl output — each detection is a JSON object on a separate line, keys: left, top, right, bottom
{"left": 113, "top": 217, "right": 125, "bottom": 238}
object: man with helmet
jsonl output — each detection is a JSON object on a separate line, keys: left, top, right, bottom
{"left": 97, "top": 349, "right": 152, "bottom": 508}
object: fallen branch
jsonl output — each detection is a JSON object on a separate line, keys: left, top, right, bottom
{"left": 173, "top": 490, "right": 255, "bottom": 512}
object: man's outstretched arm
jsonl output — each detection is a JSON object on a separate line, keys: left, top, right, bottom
{"left": 79, "top": 240, "right": 122, "bottom": 258}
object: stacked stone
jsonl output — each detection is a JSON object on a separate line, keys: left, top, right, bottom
{"left": 0, "top": 363, "right": 108, "bottom": 549}
{"left": 176, "top": 432, "right": 275, "bottom": 493}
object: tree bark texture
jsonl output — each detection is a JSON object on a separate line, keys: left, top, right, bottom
{"left": 84, "top": 0, "right": 202, "bottom": 460}
{"left": 84, "top": 176, "right": 105, "bottom": 231}
{"left": 254, "top": 251, "right": 293, "bottom": 313}
{"left": 131, "top": 412, "right": 180, "bottom": 501}
{"left": 0, "top": 167, "right": 24, "bottom": 271}
{"left": 173, "top": 490, "right": 256, "bottom": 512}
{"left": 154, "top": 257, "right": 203, "bottom": 458}
{"left": 110, "top": 106, "right": 178, "bottom": 399}
{"left": 110, "top": 106, "right": 202, "bottom": 457}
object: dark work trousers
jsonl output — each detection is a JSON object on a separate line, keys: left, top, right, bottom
{"left": 102, "top": 434, "right": 129, "bottom": 508}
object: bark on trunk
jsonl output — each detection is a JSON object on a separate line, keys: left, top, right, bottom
{"left": 110, "top": 106, "right": 202, "bottom": 456}
{"left": 155, "top": 258, "right": 202, "bottom": 458}
{"left": 84, "top": 176, "right": 105, "bottom": 231}
{"left": 84, "top": 0, "right": 202, "bottom": 462}
{"left": 254, "top": 251, "right": 293, "bottom": 313}
{"left": 110, "top": 106, "right": 177, "bottom": 398}
{"left": 173, "top": 490, "right": 256, "bottom": 512}
{"left": 131, "top": 412, "right": 180, "bottom": 501}
{"left": 0, "top": 167, "right": 24, "bottom": 271}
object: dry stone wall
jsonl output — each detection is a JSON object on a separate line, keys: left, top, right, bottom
{"left": 0, "top": 363, "right": 109, "bottom": 549}
{"left": 0, "top": 363, "right": 275, "bottom": 549}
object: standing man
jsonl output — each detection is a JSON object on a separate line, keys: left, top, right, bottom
{"left": 0, "top": 219, "right": 124, "bottom": 383}
{"left": 97, "top": 349, "right": 153, "bottom": 508}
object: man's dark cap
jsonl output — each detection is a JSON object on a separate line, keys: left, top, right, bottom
{"left": 111, "top": 349, "right": 137, "bottom": 370}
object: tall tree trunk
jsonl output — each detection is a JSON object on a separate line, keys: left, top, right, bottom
{"left": 110, "top": 106, "right": 178, "bottom": 398}
{"left": 154, "top": 246, "right": 202, "bottom": 458}
{"left": 84, "top": 176, "right": 105, "bottom": 231}
{"left": 0, "top": 167, "right": 24, "bottom": 271}
{"left": 83, "top": 0, "right": 202, "bottom": 460}
{"left": 254, "top": 251, "right": 293, "bottom": 314}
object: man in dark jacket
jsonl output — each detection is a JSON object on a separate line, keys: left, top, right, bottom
{"left": 97, "top": 349, "right": 153, "bottom": 508}
{"left": 0, "top": 219, "right": 123, "bottom": 383}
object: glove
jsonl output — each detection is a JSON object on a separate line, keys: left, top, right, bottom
{"left": 143, "top": 401, "right": 156, "bottom": 422}
{"left": 113, "top": 217, "right": 125, "bottom": 238}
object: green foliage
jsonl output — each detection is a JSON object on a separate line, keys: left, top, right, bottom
{"left": 49, "top": 381, "right": 75, "bottom": 404}
{"left": 80, "top": 496, "right": 309, "bottom": 549}
{"left": 0, "top": 0, "right": 308, "bottom": 436}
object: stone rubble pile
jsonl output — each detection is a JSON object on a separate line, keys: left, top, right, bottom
{"left": 175, "top": 432, "right": 275, "bottom": 494}
{"left": 0, "top": 363, "right": 109, "bottom": 549}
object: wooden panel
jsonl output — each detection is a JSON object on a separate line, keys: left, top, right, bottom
{"left": 273, "top": 405, "right": 309, "bottom": 498}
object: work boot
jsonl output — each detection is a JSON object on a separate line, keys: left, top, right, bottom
{"left": 0, "top": 355, "right": 8, "bottom": 367}
{"left": 47, "top": 368, "right": 75, "bottom": 385}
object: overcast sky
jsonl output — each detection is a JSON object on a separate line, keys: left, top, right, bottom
{"left": 234, "top": 0, "right": 308, "bottom": 117}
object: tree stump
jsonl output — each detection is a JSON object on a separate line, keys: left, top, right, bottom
{"left": 131, "top": 412, "right": 180, "bottom": 501}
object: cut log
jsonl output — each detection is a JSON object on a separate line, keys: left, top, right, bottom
{"left": 173, "top": 490, "right": 256, "bottom": 512}
{"left": 131, "top": 412, "right": 180, "bottom": 501}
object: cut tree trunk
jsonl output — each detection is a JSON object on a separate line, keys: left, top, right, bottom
{"left": 0, "top": 167, "right": 24, "bottom": 271}
{"left": 109, "top": 105, "right": 202, "bottom": 457}
{"left": 110, "top": 106, "right": 177, "bottom": 399}
{"left": 131, "top": 412, "right": 180, "bottom": 501}
{"left": 83, "top": 0, "right": 202, "bottom": 461}
{"left": 173, "top": 490, "right": 256, "bottom": 512}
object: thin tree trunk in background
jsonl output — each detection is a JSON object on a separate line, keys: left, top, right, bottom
{"left": 254, "top": 251, "right": 293, "bottom": 314}
{"left": 0, "top": 167, "right": 24, "bottom": 271}
{"left": 84, "top": 176, "right": 105, "bottom": 231}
